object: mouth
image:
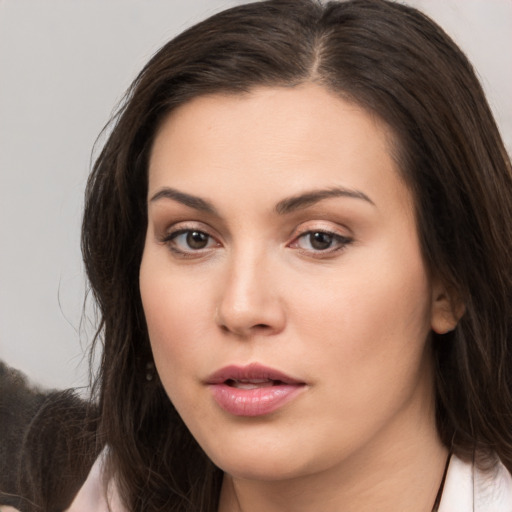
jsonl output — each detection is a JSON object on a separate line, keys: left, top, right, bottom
{"left": 206, "top": 362, "right": 304, "bottom": 385}
{"left": 224, "top": 378, "right": 285, "bottom": 390}
{"left": 206, "top": 363, "right": 306, "bottom": 417}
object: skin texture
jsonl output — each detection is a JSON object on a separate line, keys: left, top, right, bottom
{"left": 139, "top": 84, "right": 456, "bottom": 511}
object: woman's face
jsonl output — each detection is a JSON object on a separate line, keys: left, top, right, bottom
{"left": 140, "top": 84, "right": 449, "bottom": 481}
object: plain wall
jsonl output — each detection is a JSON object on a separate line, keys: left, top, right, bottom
{"left": 0, "top": 0, "right": 510, "bottom": 391}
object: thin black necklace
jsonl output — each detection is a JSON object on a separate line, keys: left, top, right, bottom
{"left": 431, "top": 451, "right": 452, "bottom": 512}
{"left": 227, "top": 450, "right": 454, "bottom": 512}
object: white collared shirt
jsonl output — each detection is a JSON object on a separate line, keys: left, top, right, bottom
{"left": 439, "top": 454, "right": 512, "bottom": 511}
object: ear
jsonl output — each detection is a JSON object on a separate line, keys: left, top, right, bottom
{"left": 430, "top": 279, "right": 465, "bottom": 334}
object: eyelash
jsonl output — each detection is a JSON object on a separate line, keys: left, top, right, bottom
{"left": 161, "top": 226, "right": 353, "bottom": 258}
{"left": 161, "top": 228, "right": 220, "bottom": 257}
{"left": 290, "top": 229, "right": 353, "bottom": 257}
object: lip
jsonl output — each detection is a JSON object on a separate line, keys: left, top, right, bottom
{"left": 206, "top": 363, "right": 306, "bottom": 417}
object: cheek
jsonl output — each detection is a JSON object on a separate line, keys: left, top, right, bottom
{"left": 291, "top": 240, "right": 433, "bottom": 391}
{"left": 280, "top": 250, "right": 435, "bottom": 464}
{"left": 139, "top": 253, "right": 213, "bottom": 391}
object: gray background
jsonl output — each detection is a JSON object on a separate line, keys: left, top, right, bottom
{"left": 1, "top": 0, "right": 511, "bottom": 391}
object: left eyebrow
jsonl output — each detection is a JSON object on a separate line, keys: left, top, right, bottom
{"left": 275, "top": 187, "right": 375, "bottom": 215}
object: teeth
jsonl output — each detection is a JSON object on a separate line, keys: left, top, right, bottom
{"left": 229, "top": 379, "right": 275, "bottom": 389}
{"left": 234, "top": 383, "right": 266, "bottom": 389}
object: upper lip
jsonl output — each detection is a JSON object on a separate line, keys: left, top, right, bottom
{"left": 205, "top": 363, "right": 305, "bottom": 385}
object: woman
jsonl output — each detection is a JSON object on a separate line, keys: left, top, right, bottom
{"left": 26, "top": 0, "right": 512, "bottom": 510}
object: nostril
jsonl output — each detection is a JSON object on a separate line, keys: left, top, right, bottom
{"left": 217, "top": 322, "right": 272, "bottom": 336}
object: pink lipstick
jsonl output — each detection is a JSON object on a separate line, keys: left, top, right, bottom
{"left": 206, "top": 363, "right": 306, "bottom": 417}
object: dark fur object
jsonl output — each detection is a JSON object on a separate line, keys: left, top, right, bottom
{"left": 0, "top": 361, "right": 100, "bottom": 512}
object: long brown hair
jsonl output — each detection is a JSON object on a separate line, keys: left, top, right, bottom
{"left": 81, "top": 0, "right": 512, "bottom": 510}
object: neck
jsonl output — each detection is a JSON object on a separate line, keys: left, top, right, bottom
{"left": 218, "top": 396, "right": 448, "bottom": 512}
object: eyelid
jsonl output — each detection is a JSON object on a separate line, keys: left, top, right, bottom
{"left": 289, "top": 220, "right": 352, "bottom": 240}
{"left": 160, "top": 220, "right": 219, "bottom": 240}
{"left": 287, "top": 222, "right": 354, "bottom": 256}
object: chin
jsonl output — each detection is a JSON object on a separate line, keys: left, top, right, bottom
{"left": 215, "top": 453, "right": 311, "bottom": 482}
{"left": 199, "top": 431, "right": 323, "bottom": 482}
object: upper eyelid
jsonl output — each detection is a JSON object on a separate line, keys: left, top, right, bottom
{"left": 296, "top": 230, "right": 352, "bottom": 241}
{"left": 158, "top": 219, "right": 353, "bottom": 242}
{"left": 161, "top": 221, "right": 219, "bottom": 238}
{"left": 289, "top": 221, "right": 353, "bottom": 239}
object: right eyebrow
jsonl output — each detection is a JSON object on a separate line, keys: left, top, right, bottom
{"left": 149, "top": 187, "right": 218, "bottom": 215}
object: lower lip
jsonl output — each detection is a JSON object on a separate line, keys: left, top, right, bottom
{"left": 209, "top": 383, "right": 305, "bottom": 417}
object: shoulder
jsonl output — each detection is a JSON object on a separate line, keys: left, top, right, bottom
{"left": 66, "top": 449, "right": 127, "bottom": 512}
{"left": 440, "top": 453, "right": 512, "bottom": 512}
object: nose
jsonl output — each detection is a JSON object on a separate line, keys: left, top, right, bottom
{"left": 215, "top": 252, "right": 286, "bottom": 338}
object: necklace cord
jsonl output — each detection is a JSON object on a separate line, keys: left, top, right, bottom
{"left": 431, "top": 451, "right": 453, "bottom": 512}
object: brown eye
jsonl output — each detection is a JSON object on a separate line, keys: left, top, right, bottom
{"left": 166, "top": 229, "right": 217, "bottom": 253}
{"left": 309, "top": 232, "right": 334, "bottom": 250}
{"left": 186, "top": 230, "right": 210, "bottom": 249}
{"left": 292, "top": 230, "right": 353, "bottom": 255}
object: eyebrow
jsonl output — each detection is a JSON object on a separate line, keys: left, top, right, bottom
{"left": 150, "top": 187, "right": 218, "bottom": 215}
{"left": 149, "top": 185, "right": 374, "bottom": 215}
{"left": 274, "top": 187, "right": 375, "bottom": 214}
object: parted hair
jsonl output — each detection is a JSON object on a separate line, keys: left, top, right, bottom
{"left": 80, "top": 0, "right": 512, "bottom": 510}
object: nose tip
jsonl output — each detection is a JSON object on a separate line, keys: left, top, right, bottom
{"left": 216, "top": 308, "right": 279, "bottom": 337}
{"left": 214, "top": 264, "right": 286, "bottom": 338}
{"left": 215, "top": 300, "right": 285, "bottom": 338}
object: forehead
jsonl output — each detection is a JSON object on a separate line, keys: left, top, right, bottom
{"left": 148, "top": 83, "right": 410, "bottom": 214}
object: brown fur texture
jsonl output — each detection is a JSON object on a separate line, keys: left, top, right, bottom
{"left": 0, "top": 361, "right": 100, "bottom": 512}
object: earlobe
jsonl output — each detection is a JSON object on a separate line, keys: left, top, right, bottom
{"left": 430, "top": 282, "right": 465, "bottom": 334}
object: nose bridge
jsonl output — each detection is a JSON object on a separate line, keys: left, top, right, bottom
{"left": 216, "top": 242, "right": 284, "bottom": 336}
